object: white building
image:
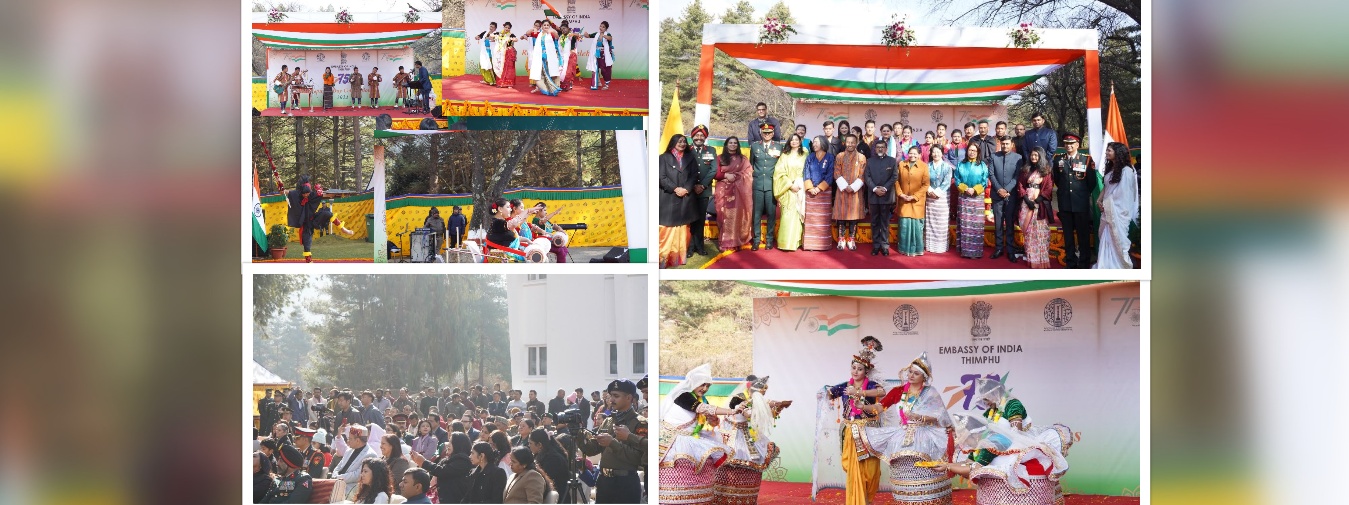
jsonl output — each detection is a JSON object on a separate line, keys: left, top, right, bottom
{"left": 507, "top": 274, "right": 648, "bottom": 402}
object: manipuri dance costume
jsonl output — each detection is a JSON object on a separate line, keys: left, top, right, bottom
{"left": 660, "top": 364, "right": 735, "bottom": 505}
{"left": 711, "top": 375, "right": 791, "bottom": 505}
{"left": 819, "top": 337, "right": 887, "bottom": 505}
{"left": 860, "top": 353, "right": 954, "bottom": 505}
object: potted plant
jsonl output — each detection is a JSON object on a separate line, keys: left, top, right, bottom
{"left": 267, "top": 224, "right": 290, "bottom": 260}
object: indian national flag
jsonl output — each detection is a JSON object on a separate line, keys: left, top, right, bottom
{"left": 661, "top": 83, "right": 684, "bottom": 149}
{"left": 541, "top": 0, "right": 561, "bottom": 18}
{"left": 1103, "top": 84, "right": 1130, "bottom": 150}
{"left": 252, "top": 165, "right": 268, "bottom": 251}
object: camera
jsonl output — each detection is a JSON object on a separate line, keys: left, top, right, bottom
{"left": 311, "top": 404, "right": 331, "bottom": 413}
{"left": 556, "top": 407, "right": 586, "bottom": 429}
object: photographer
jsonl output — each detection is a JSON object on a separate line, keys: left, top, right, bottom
{"left": 576, "top": 379, "right": 646, "bottom": 504}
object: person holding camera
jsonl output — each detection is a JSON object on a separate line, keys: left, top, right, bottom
{"left": 577, "top": 379, "right": 646, "bottom": 504}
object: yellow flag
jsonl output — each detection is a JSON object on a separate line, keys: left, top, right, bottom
{"left": 661, "top": 83, "right": 684, "bottom": 149}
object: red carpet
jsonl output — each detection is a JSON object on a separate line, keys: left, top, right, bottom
{"left": 258, "top": 106, "right": 431, "bottom": 118}
{"left": 252, "top": 258, "right": 373, "bottom": 263}
{"left": 441, "top": 75, "right": 647, "bottom": 111}
{"left": 706, "top": 244, "right": 1064, "bottom": 269}
{"left": 757, "top": 481, "right": 1137, "bottom": 505}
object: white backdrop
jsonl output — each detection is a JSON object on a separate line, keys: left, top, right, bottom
{"left": 750, "top": 282, "right": 1140, "bottom": 495}
{"left": 794, "top": 101, "right": 1010, "bottom": 140}
{"left": 464, "top": 0, "right": 650, "bottom": 80}
{"left": 266, "top": 48, "right": 415, "bottom": 107}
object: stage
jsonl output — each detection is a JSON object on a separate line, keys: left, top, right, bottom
{"left": 704, "top": 244, "right": 1066, "bottom": 269}
{"left": 440, "top": 75, "right": 648, "bottom": 116}
{"left": 756, "top": 481, "right": 1137, "bottom": 505}
{"left": 256, "top": 106, "right": 431, "bottom": 118}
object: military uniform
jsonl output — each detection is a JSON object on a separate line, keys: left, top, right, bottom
{"left": 264, "top": 470, "right": 313, "bottom": 503}
{"left": 1051, "top": 144, "right": 1099, "bottom": 268}
{"left": 690, "top": 141, "right": 718, "bottom": 254}
{"left": 579, "top": 380, "right": 648, "bottom": 504}
{"left": 748, "top": 137, "right": 784, "bottom": 248}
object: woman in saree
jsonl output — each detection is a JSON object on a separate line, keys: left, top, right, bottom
{"left": 556, "top": 20, "right": 581, "bottom": 91}
{"left": 474, "top": 22, "right": 498, "bottom": 86}
{"left": 494, "top": 23, "right": 518, "bottom": 88}
{"left": 714, "top": 136, "right": 753, "bottom": 252}
{"left": 1094, "top": 142, "right": 1140, "bottom": 269}
{"left": 772, "top": 133, "right": 808, "bottom": 251}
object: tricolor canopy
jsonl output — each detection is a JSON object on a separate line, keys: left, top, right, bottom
{"left": 252, "top": 12, "right": 442, "bottom": 49}
{"left": 695, "top": 24, "right": 1105, "bottom": 166}
{"left": 740, "top": 280, "right": 1121, "bottom": 298}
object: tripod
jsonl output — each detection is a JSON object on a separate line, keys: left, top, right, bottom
{"left": 561, "top": 453, "right": 590, "bottom": 504}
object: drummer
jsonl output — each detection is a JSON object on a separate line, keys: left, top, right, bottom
{"left": 530, "top": 201, "right": 568, "bottom": 263}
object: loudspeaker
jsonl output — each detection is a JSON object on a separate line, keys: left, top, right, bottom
{"left": 419, "top": 117, "right": 439, "bottom": 130}
{"left": 601, "top": 247, "right": 629, "bottom": 263}
{"left": 374, "top": 114, "right": 393, "bottom": 131}
{"left": 431, "top": 105, "right": 444, "bottom": 118}
{"left": 251, "top": 107, "right": 261, "bottom": 117}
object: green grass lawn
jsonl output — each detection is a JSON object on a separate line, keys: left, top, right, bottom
{"left": 271, "top": 234, "right": 372, "bottom": 260}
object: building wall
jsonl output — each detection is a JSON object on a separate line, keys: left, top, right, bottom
{"left": 507, "top": 274, "right": 648, "bottom": 400}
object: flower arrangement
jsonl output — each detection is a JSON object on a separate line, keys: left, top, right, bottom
{"left": 403, "top": 8, "right": 420, "bottom": 23}
{"left": 882, "top": 14, "right": 917, "bottom": 54}
{"left": 267, "top": 8, "right": 287, "bottom": 24}
{"left": 1008, "top": 22, "right": 1041, "bottom": 49}
{"left": 756, "top": 17, "right": 796, "bottom": 47}
{"left": 335, "top": 9, "right": 354, "bottom": 24}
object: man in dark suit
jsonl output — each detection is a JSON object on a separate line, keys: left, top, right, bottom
{"left": 1051, "top": 133, "right": 1099, "bottom": 268}
{"left": 864, "top": 139, "right": 898, "bottom": 256}
{"left": 822, "top": 121, "right": 841, "bottom": 154}
{"left": 548, "top": 389, "right": 568, "bottom": 415}
{"left": 988, "top": 137, "right": 1023, "bottom": 260}
{"left": 1023, "top": 112, "right": 1058, "bottom": 157}
{"left": 747, "top": 102, "right": 782, "bottom": 142}
{"left": 969, "top": 119, "right": 996, "bottom": 163}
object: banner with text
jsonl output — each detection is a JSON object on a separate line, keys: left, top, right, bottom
{"left": 464, "top": 0, "right": 650, "bottom": 80}
{"left": 794, "top": 101, "right": 1010, "bottom": 140}
{"left": 266, "top": 48, "right": 416, "bottom": 108}
{"left": 750, "top": 282, "right": 1140, "bottom": 496}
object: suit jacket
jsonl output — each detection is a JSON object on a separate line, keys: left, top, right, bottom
{"left": 1023, "top": 127, "right": 1058, "bottom": 156}
{"left": 502, "top": 469, "right": 546, "bottom": 503}
{"left": 987, "top": 151, "right": 1023, "bottom": 201}
{"left": 864, "top": 155, "right": 898, "bottom": 205}
{"left": 748, "top": 140, "right": 784, "bottom": 192}
{"left": 463, "top": 465, "right": 508, "bottom": 504}
{"left": 659, "top": 150, "right": 700, "bottom": 226}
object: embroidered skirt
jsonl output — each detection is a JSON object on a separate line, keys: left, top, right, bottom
{"left": 888, "top": 455, "right": 953, "bottom": 505}
{"left": 711, "top": 464, "right": 764, "bottom": 505}
{"left": 958, "top": 194, "right": 985, "bottom": 258}
{"left": 974, "top": 475, "right": 1059, "bottom": 505}
{"left": 803, "top": 190, "right": 834, "bottom": 250}
{"left": 661, "top": 459, "right": 718, "bottom": 505}
{"left": 1020, "top": 206, "right": 1050, "bottom": 269}
{"left": 925, "top": 193, "right": 950, "bottom": 253}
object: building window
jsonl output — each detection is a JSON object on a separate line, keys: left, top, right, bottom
{"left": 526, "top": 274, "right": 547, "bottom": 282}
{"left": 606, "top": 342, "right": 618, "bottom": 375}
{"left": 632, "top": 341, "right": 646, "bottom": 374}
{"left": 528, "top": 346, "right": 547, "bottom": 376}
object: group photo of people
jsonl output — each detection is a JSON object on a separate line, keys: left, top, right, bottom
{"left": 252, "top": 274, "right": 651, "bottom": 503}
{"left": 657, "top": 0, "right": 1143, "bottom": 270}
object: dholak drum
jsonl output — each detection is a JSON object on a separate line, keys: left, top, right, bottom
{"left": 550, "top": 231, "right": 569, "bottom": 248}
{"left": 409, "top": 228, "right": 434, "bottom": 262}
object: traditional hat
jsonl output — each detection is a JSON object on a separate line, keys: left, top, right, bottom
{"left": 1062, "top": 133, "right": 1081, "bottom": 143}
{"left": 909, "top": 351, "right": 933, "bottom": 381}
{"left": 851, "top": 337, "right": 879, "bottom": 371}
{"left": 662, "top": 364, "right": 713, "bottom": 419}
{"left": 1003, "top": 398, "right": 1027, "bottom": 421}
{"left": 759, "top": 123, "right": 775, "bottom": 133}
{"left": 690, "top": 124, "right": 709, "bottom": 138}
{"left": 278, "top": 444, "right": 305, "bottom": 469}
{"left": 748, "top": 375, "right": 770, "bottom": 392}
{"left": 860, "top": 336, "right": 884, "bottom": 352}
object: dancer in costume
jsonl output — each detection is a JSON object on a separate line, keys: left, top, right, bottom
{"left": 660, "top": 364, "right": 736, "bottom": 505}
{"left": 485, "top": 198, "right": 520, "bottom": 260}
{"left": 495, "top": 23, "right": 519, "bottom": 88}
{"left": 859, "top": 353, "right": 954, "bottom": 505}
{"left": 584, "top": 21, "right": 615, "bottom": 90}
{"left": 528, "top": 20, "right": 562, "bottom": 96}
{"left": 285, "top": 174, "right": 354, "bottom": 262}
{"left": 819, "top": 337, "right": 887, "bottom": 505}
{"left": 934, "top": 404, "right": 1070, "bottom": 505}
{"left": 528, "top": 201, "right": 569, "bottom": 263}
{"left": 475, "top": 22, "right": 499, "bottom": 86}
{"left": 556, "top": 21, "right": 581, "bottom": 91}
{"left": 714, "top": 137, "right": 753, "bottom": 252}
{"left": 711, "top": 375, "right": 792, "bottom": 505}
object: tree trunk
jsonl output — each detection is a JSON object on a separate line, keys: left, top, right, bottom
{"left": 352, "top": 117, "right": 362, "bottom": 190}
{"left": 332, "top": 117, "right": 341, "bottom": 188}
{"left": 598, "top": 130, "right": 607, "bottom": 184}
{"left": 295, "top": 117, "right": 306, "bottom": 176}
{"left": 429, "top": 135, "right": 441, "bottom": 193}
{"left": 575, "top": 130, "right": 583, "bottom": 185}
{"left": 467, "top": 130, "right": 543, "bottom": 231}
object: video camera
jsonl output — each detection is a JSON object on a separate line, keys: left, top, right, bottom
{"left": 556, "top": 407, "right": 587, "bottom": 431}
{"left": 311, "top": 404, "right": 331, "bottom": 413}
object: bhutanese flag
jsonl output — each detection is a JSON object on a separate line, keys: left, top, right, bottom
{"left": 251, "top": 165, "right": 268, "bottom": 251}
{"left": 541, "top": 0, "right": 561, "bottom": 18}
{"left": 1103, "top": 84, "right": 1130, "bottom": 151}
{"left": 661, "top": 83, "right": 684, "bottom": 149}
